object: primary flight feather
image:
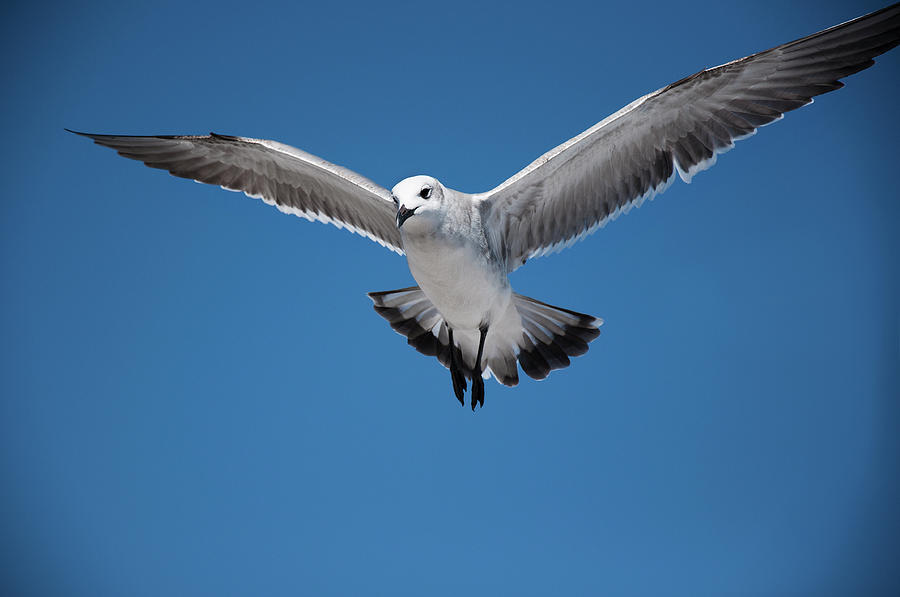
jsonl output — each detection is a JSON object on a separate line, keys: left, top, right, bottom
{"left": 72, "top": 3, "right": 900, "bottom": 409}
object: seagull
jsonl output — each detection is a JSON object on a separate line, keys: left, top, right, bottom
{"left": 71, "top": 4, "right": 899, "bottom": 410}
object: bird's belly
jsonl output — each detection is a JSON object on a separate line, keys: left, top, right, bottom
{"left": 404, "top": 239, "right": 510, "bottom": 331}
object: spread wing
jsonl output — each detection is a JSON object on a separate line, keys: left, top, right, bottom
{"left": 71, "top": 131, "right": 403, "bottom": 253}
{"left": 479, "top": 3, "right": 900, "bottom": 270}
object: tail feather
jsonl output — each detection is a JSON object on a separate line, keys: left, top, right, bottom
{"left": 513, "top": 294, "right": 602, "bottom": 381}
{"left": 368, "top": 287, "right": 475, "bottom": 378}
{"left": 368, "top": 286, "right": 602, "bottom": 387}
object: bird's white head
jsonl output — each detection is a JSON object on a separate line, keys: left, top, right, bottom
{"left": 391, "top": 175, "right": 445, "bottom": 233}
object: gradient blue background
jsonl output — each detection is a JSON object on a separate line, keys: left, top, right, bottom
{"left": 2, "top": 0, "right": 898, "bottom": 594}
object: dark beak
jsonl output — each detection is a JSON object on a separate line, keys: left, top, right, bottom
{"left": 396, "top": 204, "right": 418, "bottom": 228}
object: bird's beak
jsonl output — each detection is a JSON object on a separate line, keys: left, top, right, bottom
{"left": 396, "top": 204, "right": 418, "bottom": 228}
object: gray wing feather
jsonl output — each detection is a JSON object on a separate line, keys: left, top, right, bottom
{"left": 480, "top": 3, "right": 899, "bottom": 269}
{"left": 72, "top": 131, "right": 403, "bottom": 253}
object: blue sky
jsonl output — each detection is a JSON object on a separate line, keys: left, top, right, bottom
{"left": 2, "top": 0, "right": 898, "bottom": 595}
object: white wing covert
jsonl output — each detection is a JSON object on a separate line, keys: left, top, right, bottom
{"left": 73, "top": 131, "right": 403, "bottom": 253}
{"left": 480, "top": 3, "right": 899, "bottom": 270}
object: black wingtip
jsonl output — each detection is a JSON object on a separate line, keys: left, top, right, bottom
{"left": 209, "top": 132, "right": 241, "bottom": 141}
{"left": 64, "top": 130, "right": 199, "bottom": 141}
{"left": 66, "top": 129, "right": 114, "bottom": 142}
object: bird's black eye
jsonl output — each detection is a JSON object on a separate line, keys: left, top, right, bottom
{"left": 419, "top": 186, "right": 432, "bottom": 199}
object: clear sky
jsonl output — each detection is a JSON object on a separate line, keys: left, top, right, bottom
{"left": 2, "top": 0, "right": 898, "bottom": 595}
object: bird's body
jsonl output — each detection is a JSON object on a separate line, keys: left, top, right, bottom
{"left": 404, "top": 228, "right": 509, "bottom": 332}
{"left": 72, "top": 3, "right": 900, "bottom": 409}
{"left": 397, "top": 180, "right": 505, "bottom": 332}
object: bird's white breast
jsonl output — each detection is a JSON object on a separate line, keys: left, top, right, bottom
{"left": 402, "top": 232, "right": 511, "bottom": 331}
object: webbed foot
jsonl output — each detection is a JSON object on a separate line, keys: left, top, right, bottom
{"left": 448, "top": 327, "right": 467, "bottom": 406}
{"left": 471, "top": 374, "right": 484, "bottom": 410}
{"left": 450, "top": 362, "right": 467, "bottom": 405}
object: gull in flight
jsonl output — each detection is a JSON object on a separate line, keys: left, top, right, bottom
{"left": 72, "top": 4, "right": 899, "bottom": 409}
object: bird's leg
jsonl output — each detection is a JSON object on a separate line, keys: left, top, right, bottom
{"left": 447, "top": 327, "right": 466, "bottom": 406}
{"left": 471, "top": 326, "right": 488, "bottom": 410}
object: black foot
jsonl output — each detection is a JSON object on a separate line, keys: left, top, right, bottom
{"left": 450, "top": 362, "right": 467, "bottom": 406}
{"left": 448, "top": 327, "right": 467, "bottom": 406}
{"left": 471, "top": 374, "right": 484, "bottom": 410}
{"left": 470, "top": 325, "right": 488, "bottom": 411}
